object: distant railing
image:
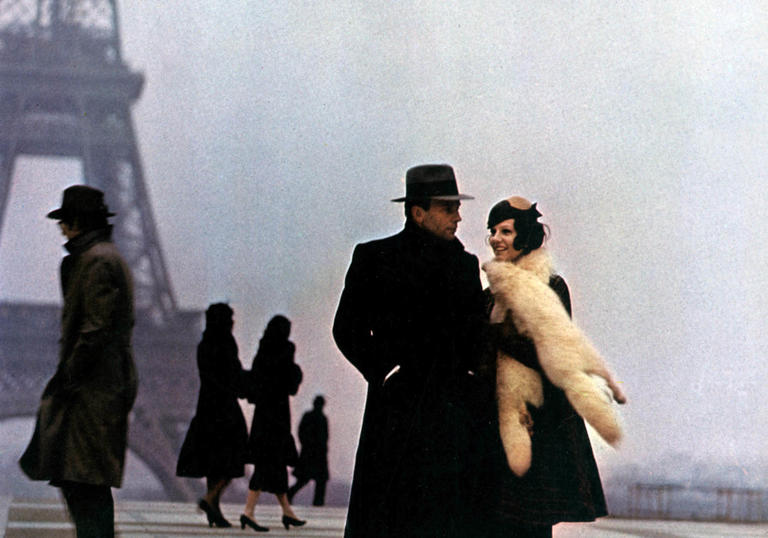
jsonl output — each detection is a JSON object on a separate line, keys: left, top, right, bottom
{"left": 619, "top": 482, "right": 767, "bottom": 522}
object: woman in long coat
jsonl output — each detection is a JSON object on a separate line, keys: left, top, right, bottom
{"left": 176, "top": 303, "right": 248, "bottom": 528}
{"left": 480, "top": 197, "right": 626, "bottom": 538}
{"left": 239, "top": 315, "right": 305, "bottom": 533}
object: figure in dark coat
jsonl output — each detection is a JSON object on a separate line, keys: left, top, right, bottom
{"left": 481, "top": 197, "right": 626, "bottom": 538}
{"left": 333, "top": 164, "right": 487, "bottom": 538}
{"left": 20, "top": 185, "right": 137, "bottom": 538}
{"left": 176, "top": 302, "right": 248, "bottom": 528}
{"left": 288, "top": 394, "right": 330, "bottom": 506}
{"left": 239, "top": 315, "right": 306, "bottom": 533}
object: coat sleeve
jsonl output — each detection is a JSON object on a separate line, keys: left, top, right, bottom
{"left": 286, "top": 362, "right": 303, "bottom": 396}
{"left": 298, "top": 412, "right": 310, "bottom": 446}
{"left": 465, "top": 254, "right": 490, "bottom": 374}
{"left": 332, "top": 244, "right": 387, "bottom": 384}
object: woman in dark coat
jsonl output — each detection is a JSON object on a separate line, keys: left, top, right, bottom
{"left": 176, "top": 303, "right": 248, "bottom": 528}
{"left": 480, "top": 197, "right": 626, "bottom": 537}
{"left": 239, "top": 315, "right": 305, "bottom": 533}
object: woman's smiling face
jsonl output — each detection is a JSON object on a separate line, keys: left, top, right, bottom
{"left": 488, "top": 218, "right": 522, "bottom": 262}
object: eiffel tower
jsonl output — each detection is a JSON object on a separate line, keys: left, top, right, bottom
{"left": 0, "top": 0, "right": 202, "bottom": 500}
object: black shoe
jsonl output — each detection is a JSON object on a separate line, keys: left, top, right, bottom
{"left": 282, "top": 514, "right": 306, "bottom": 529}
{"left": 240, "top": 514, "right": 269, "bottom": 532}
{"left": 198, "top": 499, "right": 215, "bottom": 527}
{"left": 198, "top": 499, "right": 231, "bottom": 528}
{"left": 215, "top": 513, "right": 232, "bottom": 528}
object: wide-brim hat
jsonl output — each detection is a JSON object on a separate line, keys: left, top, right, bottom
{"left": 391, "top": 164, "right": 474, "bottom": 202}
{"left": 46, "top": 185, "right": 115, "bottom": 220}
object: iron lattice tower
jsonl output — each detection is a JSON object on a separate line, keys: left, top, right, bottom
{"left": 0, "top": 0, "right": 174, "bottom": 323}
{"left": 0, "top": 1, "right": 202, "bottom": 500}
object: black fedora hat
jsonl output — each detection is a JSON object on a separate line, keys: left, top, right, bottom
{"left": 391, "top": 164, "right": 474, "bottom": 202}
{"left": 46, "top": 185, "right": 115, "bottom": 220}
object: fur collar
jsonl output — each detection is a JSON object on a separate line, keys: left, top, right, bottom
{"left": 484, "top": 248, "right": 553, "bottom": 324}
{"left": 482, "top": 249, "right": 626, "bottom": 475}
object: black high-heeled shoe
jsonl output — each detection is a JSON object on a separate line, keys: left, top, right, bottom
{"left": 240, "top": 514, "right": 269, "bottom": 532}
{"left": 215, "top": 513, "right": 232, "bottom": 528}
{"left": 198, "top": 499, "right": 215, "bottom": 527}
{"left": 198, "top": 499, "right": 232, "bottom": 528}
{"left": 282, "top": 514, "right": 306, "bottom": 529}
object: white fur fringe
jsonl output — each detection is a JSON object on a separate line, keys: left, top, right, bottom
{"left": 483, "top": 249, "right": 626, "bottom": 476}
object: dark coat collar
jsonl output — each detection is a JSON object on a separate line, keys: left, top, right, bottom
{"left": 64, "top": 226, "right": 113, "bottom": 256}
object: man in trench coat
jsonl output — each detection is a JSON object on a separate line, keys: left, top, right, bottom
{"left": 20, "top": 185, "right": 137, "bottom": 538}
{"left": 333, "top": 164, "right": 487, "bottom": 537}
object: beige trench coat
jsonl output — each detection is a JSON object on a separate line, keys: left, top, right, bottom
{"left": 21, "top": 227, "right": 138, "bottom": 487}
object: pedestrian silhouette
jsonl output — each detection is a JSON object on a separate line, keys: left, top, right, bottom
{"left": 240, "top": 315, "right": 306, "bottom": 532}
{"left": 288, "top": 395, "right": 330, "bottom": 506}
{"left": 176, "top": 303, "right": 248, "bottom": 528}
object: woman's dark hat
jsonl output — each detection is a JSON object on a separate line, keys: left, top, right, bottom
{"left": 487, "top": 200, "right": 542, "bottom": 229}
{"left": 46, "top": 185, "right": 115, "bottom": 220}
{"left": 391, "top": 164, "right": 474, "bottom": 202}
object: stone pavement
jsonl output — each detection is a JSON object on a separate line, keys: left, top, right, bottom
{"left": 556, "top": 518, "right": 768, "bottom": 537}
{"left": 3, "top": 497, "right": 768, "bottom": 537}
{"left": 2, "top": 498, "right": 346, "bottom": 537}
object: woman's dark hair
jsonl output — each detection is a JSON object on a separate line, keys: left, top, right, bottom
{"left": 487, "top": 199, "right": 546, "bottom": 254}
{"left": 205, "top": 303, "right": 233, "bottom": 331}
{"left": 263, "top": 314, "right": 291, "bottom": 342}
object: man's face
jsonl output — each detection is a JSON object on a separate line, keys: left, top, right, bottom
{"left": 414, "top": 200, "right": 462, "bottom": 241}
{"left": 58, "top": 220, "right": 81, "bottom": 240}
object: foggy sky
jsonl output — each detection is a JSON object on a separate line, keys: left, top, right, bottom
{"left": 2, "top": 1, "right": 767, "bottom": 484}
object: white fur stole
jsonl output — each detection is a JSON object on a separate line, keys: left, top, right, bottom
{"left": 482, "top": 249, "right": 626, "bottom": 476}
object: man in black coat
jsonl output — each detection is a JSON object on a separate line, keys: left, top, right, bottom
{"left": 288, "top": 394, "right": 330, "bottom": 506}
{"left": 333, "top": 164, "right": 487, "bottom": 538}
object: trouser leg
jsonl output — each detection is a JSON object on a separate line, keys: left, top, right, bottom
{"left": 60, "top": 482, "right": 114, "bottom": 538}
{"left": 313, "top": 479, "right": 327, "bottom": 506}
{"left": 287, "top": 477, "right": 309, "bottom": 502}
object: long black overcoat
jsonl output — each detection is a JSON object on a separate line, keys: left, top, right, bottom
{"left": 20, "top": 228, "right": 137, "bottom": 488}
{"left": 333, "top": 222, "right": 487, "bottom": 538}
{"left": 176, "top": 329, "right": 248, "bottom": 480}
{"left": 293, "top": 408, "right": 329, "bottom": 482}
{"left": 484, "top": 276, "right": 608, "bottom": 531}
{"left": 245, "top": 338, "right": 302, "bottom": 493}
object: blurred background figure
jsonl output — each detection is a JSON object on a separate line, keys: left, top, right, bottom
{"left": 240, "top": 315, "right": 306, "bottom": 533}
{"left": 176, "top": 303, "right": 248, "bottom": 528}
{"left": 288, "top": 394, "right": 330, "bottom": 506}
{"left": 20, "top": 185, "right": 137, "bottom": 538}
